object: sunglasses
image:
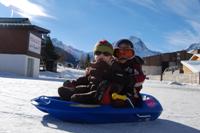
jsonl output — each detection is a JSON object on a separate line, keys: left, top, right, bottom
{"left": 94, "top": 51, "right": 111, "bottom": 56}
{"left": 114, "top": 48, "right": 135, "bottom": 59}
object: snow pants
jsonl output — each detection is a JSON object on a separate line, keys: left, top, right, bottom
{"left": 58, "top": 85, "right": 98, "bottom": 104}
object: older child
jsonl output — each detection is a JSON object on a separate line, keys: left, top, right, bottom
{"left": 58, "top": 40, "right": 126, "bottom": 104}
{"left": 113, "top": 39, "right": 146, "bottom": 107}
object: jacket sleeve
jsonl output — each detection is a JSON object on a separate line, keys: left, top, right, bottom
{"left": 74, "top": 75, "right": 89, "bottom": 85}
{"left": 132, "top": 63, "right": 146, "bottom": 89}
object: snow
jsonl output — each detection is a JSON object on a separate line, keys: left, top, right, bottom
{"left": 181, "top": 60, "right": 200, "bottom": 73}
{"left": 0, "top": 68, "right": 200, "bottom": 133}
{"left": 190, "top": 54, "right": 200, "bottom": 60}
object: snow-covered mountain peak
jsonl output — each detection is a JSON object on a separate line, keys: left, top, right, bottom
{"left": 129, "top": 36, "right": 142, "bottom": 44}
{"left": 52, "top": 38, "right": 85, "bottom": 60}
{"left": 128, "top": 36, "right": 160, "bottom": 57}
{"left": 186, "top": 43, "right": 200, "bottom": 51}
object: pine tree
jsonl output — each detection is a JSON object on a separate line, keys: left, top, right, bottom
{"left": 85, "top": 53, "right": 91, "bottom": 68}
{"left": 78, "top": 53, "right": 91, "bottom": 69}
{"left": 78, "top": 54, "right": 86, "bottom": 69}
{"left": 40, "top": 35, "right": 60, "bottom": 71}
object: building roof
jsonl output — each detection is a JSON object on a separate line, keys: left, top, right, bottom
{"left": 0, "top": 18, "right": 50, "bottom": 34}
{"left": 181, "top": 60, "right": 200, "bottom": 73}
{"left": 0, "top": 18, "right": 31, "bottom": 23}
{"left": 190, "top": 54, "right": 200, "bottom": 59}
{"left": 187, "top": 49, "right": 200, "bottom": 54}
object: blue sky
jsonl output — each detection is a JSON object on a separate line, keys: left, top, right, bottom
{"left": 0, "top": 0, "right": 200, "bottom": 52}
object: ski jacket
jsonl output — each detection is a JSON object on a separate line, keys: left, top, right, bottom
{"left": 72, "top": 60, "right": 127, "bottom": 92}
{"left": 118, "top": 56, "right": 146, "bottom": 95}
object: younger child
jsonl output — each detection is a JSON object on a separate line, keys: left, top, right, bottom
{"left": 113, "top": 39, "right": 146, "bottom": 107}
{"left": 58, "top": 40, "right": 127, "bottom": 104}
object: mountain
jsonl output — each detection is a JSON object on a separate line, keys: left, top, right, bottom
{"left": 51, "top": 37, "right": 160, "bottom": 64}
{"left": 52, "top": 38, "right": 85, "bottom": 60}
{"left": 128, "top": 36, "right": 160, "bottom": 57}
{"left": 54, "top": 47, "right": 77, "bottom": 64}
{"left": 186, "top": 43, "right": 200, "bottom": 51}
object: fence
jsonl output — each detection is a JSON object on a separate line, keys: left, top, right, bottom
{"left": 147, "top": 72, "right": 200, "bottom": 84}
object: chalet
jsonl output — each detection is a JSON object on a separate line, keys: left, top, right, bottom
{"left": 143, "top": 50, "right": 192, "bottom": 75}
{"left": 181, "top": 54, "right": 200, "bottom": 74}
{"left": 0, "top": 18, "right": 50, "bottom": 77}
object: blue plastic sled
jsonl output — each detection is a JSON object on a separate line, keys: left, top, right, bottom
{"left": 31, "top": 93, "right": 163, "bottom": 123}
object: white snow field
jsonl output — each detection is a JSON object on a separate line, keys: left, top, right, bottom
{"left": 0, "top": 68, "right": 200, "bottom": 133}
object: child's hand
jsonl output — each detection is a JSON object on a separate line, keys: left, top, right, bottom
{"left": 104, "top": 56, "right": 114, "bottom": 66}
{"left": 85, "top": 67, "right": 90, "bottom": 75}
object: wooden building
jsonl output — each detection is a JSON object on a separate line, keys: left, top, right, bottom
{"left": 0, "top": 18, "right": 50, "bottom": 77}
{"left": 181, "top": 54, "right": 200, "bottom": 74}
{"left": 143, "top": 50, "right": 192, "bottom": 75}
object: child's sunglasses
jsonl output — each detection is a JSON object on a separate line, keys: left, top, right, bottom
{"left": 114, "top": 48, "right": 135, "bottom": 59}
{"left": 94, "top": 51, "right": 111, "bottom": 56}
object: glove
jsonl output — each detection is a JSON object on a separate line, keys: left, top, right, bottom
{"left": 63, "top": 80, "right": 76, "bottom": 89}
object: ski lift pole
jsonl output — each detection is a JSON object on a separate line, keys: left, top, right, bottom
{"left": 112, "top": 93, "right": 134, "bottom": 108}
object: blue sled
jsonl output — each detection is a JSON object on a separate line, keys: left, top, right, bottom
{"left": 31, "top": 93, "right": 163, "bottom": 123}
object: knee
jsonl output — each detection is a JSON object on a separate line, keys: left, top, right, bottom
{"left": 58, "top": 86, "right": 64, "bottom": 95}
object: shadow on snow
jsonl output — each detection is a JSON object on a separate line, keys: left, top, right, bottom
{"left": 41, "top": 115, "right": 200, "bottom": 133}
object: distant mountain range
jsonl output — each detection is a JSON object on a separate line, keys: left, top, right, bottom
{"left": 51, "top": 37, "right": 200, "bottom": 65}
{"left": 52, "top": 36, "right": 160, "bottom": 61}
{"left": 186, "top": 43, "right": 200, "bottom": 51}
{"left": 52, "top": 38, "right": 85, "bottom": 60}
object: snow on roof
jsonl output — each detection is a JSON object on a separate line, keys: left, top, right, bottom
{"left": 187, "top": 50, "right": 194, "bottom": 53}
{"left": 0, "top": 18, "right": 30, "bottom": 24}
{"left": 181, "top": 60, "right": 200, "bottom": 73}
{"left": 0, "top": 18, "right": 50, "bottom": 34}
{"left": 189, "top": 54, "right": 200, "bottom": 60}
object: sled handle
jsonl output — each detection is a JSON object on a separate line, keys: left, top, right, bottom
{"left": 136, "top": 114, "right": 151, "bottom": 118}
{"left": 31, "top": 96, "right": 51, "bottom": 106}
{"left": 112, "top": 93, "right": 135, "bottom": 108}
{"left": 112, "top": 93, "right": 127, "bottom": 101}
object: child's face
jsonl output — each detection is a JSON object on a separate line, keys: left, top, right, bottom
{"left": 117, "top": 43, "right": 133, "bottom": 63}
{"left": 94, "top": 51, "right": 112, "bottom": 63}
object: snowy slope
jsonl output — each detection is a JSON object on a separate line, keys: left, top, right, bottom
{"left": 0, "top": 68, "right": 200, "bottom": 133}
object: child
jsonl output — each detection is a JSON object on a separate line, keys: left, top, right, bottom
{"left": 113, "top": 39, "right": 146, "bottom": 107}
{"left": 58, "top": 40, "right": 127, "bottom": 104}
